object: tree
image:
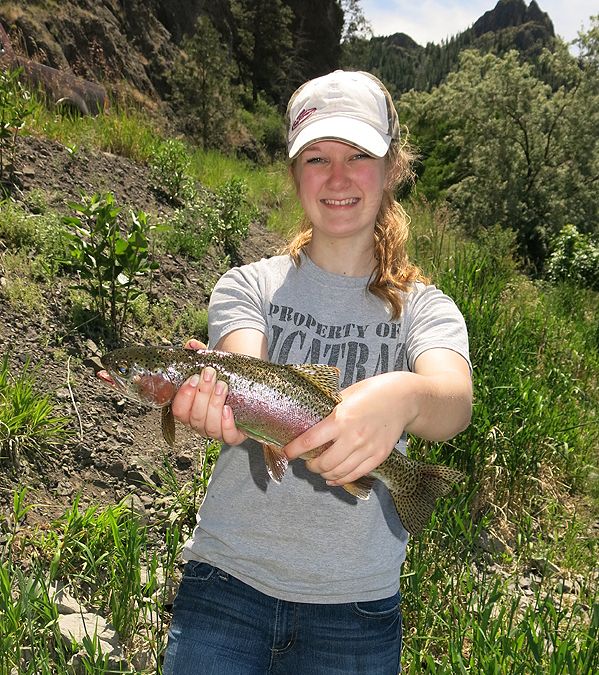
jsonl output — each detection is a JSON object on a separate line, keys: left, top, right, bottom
{"left": 169, "top": 16, "right": 238, "bottom": 150}
{"left": 230, "top": 0, "right": 294, "bottom": 105}
{"left": 401, "top": 25, "right": 599, "bottom": 271}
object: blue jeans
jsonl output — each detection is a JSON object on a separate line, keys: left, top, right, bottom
{"left": 162, "top": 561, "right": 402, "bottom": 674}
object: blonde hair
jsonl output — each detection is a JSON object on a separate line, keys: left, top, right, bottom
{"left": 283, "top": 138, "right": 428, "bottom": 319}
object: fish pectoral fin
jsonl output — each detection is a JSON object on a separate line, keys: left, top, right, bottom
{"left": 161, "top": 405, "right": 176, "bottom": 447}
{"left": 262, "top": 443, "right": 288, "bottom": 483}
{"left": 341, "top": 475, "right": 376, "bottom": 500}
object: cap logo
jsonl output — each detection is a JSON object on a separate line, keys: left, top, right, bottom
{"left": 291, "top": 107, "right": 317, "bottom": 131}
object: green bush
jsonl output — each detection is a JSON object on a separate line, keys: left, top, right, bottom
{"left": 149, "top": 138, "right": 193, "bottom": 204}
{"left": 160, "top": 178, "right": 257, "bottom": 266}
{"left": 62, "top": 192, "right": 159, "bottom": 343}
{"left": 546, "top": 224, "right": 599, "bottom": 290}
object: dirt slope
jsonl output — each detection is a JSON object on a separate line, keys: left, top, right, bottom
{"left": 0, "top": 131, "right": 283, "bottom": 521}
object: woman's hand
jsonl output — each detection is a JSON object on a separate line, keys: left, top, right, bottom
{"left": 283, "top": 373, "right": 411, "bottom": 487}
{"left": 170, "top": 338, "right": 248, "bottom": 446}
{"left": 284, "top": 349, "right": 472, "bottom": 486}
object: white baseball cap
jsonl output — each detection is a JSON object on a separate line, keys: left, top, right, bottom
{"left": 286, "top": 70, "right": 400, "bottom": 159}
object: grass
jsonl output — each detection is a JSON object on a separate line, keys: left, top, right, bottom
{"left": 0, "top": 354, "right": 72, "bottom": 467}
{"left": 0, "top": 98, "right": 597, "bottom": 673}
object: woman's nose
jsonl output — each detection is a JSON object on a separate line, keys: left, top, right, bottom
{"left": 326, "top": 161, "right": 350, "bottom": 188}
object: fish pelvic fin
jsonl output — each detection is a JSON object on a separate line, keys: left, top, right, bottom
{"left": 342, "top": 475, "right": 376, "bottom": 500}
{"left": 262, "top": 443, "right": 289, "bottom": 483}
{"left": 286, "top": 364, "right": 342, "bottom": 404}
{"left": 378, "top": 453, "right": 465, "bottom": 536}
{"left": 161, "top": 405, "right": 176, "bottom": 447}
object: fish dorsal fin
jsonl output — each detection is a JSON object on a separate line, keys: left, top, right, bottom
{"left": 286, "top": 364, "right": 342, "bottom": 404}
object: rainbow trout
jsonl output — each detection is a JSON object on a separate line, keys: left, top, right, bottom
{"left": 97, "top": 345, "right": 464, "bottom": 535}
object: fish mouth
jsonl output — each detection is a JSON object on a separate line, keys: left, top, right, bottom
{"left": 97, "top": 369, "right": 117, "bottom": 387}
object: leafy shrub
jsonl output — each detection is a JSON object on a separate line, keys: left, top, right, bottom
{"left": 160, "top": 178, "right": 257, "bottom": 266}
{"left": 160, "top": 192, "right": 220, "bottom": 259}
{"left": 0, "top": 198, "right": 71, "bottom": 278}
{"left": 149, "top": 138, "right": 193, "bottom": 204}
{"left": 62, "top": 193, "right": 159, "bottom": 343}
{"left": 213, "top": 177, "right": 258, "bottom": 264}
{"left": 546, "top": 224, "right": 599, "bottom": 290}
{"left": 237, "top": 97, "right": 286, "bottom": 161}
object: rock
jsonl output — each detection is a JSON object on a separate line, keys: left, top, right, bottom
{"left": 555, "top": 577, "right": 575, "bottom": 594}
{"left": 475, "top": 529, "right": 508, "bottom": 555}
{"left": 121, "top": 492, "right": 148, "bottom": 522}
{"left": 529, "top": 556, "right": 561, "bottom": 577}
{"left": 49, "top": 582, "right": 83, "bottom": 615}
{"left": 175, "top": 452, "right": 194, "bottom": 470}
{"left": 58, "top": 612, "right": 121, "bottom": 655}
{"left": 105, "top": 459, "right": 126, "bottom": 479}
{"left": 126, "top": 467, "right": 153, "bottom": 491}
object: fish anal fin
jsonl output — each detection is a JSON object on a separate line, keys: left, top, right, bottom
{"left": 262, "top": 443, "right": 288, "bottom": 483}
{"left": 286, "top": 364, "right": 342, "bottom": 404}
{"left": 342, "top": 475, "right": 376, "bottom": 500}
{"left": 161, "top": 405, "right": 176, "bottom": 447}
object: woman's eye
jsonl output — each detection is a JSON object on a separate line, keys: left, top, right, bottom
{"left": 306, "top": 156, "right": 324, "bottom": 164}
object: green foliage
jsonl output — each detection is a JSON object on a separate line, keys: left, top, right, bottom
{"left": 161, "top": 178, "right": 257, "bottom": 266}
{"left": 236, "top": 96, "right": 287, "bottom": 161}
{"left": 403, "top": 207, "right": 599, "bottom": 672}
{"left": 160, "top": 191, "right": 221, "bottom": 260}
{"left": 45, "top": 497, "right": 146, "bottom": 639}
{"left": 153, "top": 441, "right": 220, "bottom": 534}
{"left": 0, "top": 198, "right": 71, "bottom": 278}
{"left": 62, "top": 193, "right": 159, "bottom": 343}
{"left": 401, "top": 538, "right": 599, "bottom": 673}
{"left": 401, "top": 28, "right": 599, "bottom": 271}
{"left": 149, "top": 138, "right": 193, "bottom": 204}
{"left": 230, "top": 0, "right": 294, "bottom": 104}
{"left": 0, "top": 493, "right": 182, "bottom": 671}
{"left": 34, "top": 102, "right": 161, "bottom": 164}
{"left": 0, "top": 68, "right": 35, "bottom": 185}
{"left": 169, "top": 15, "right": 238, "bottom": 150}
{"left": 213, "top": 177, "right": 258, "bottom": 264}
{"left": 0, "top": 354, "right": 72, "bottom": 467}
{"left": 409, "top": 206, "right": 598, "bottom": 516}
{"left": 546, "top": 224, "right": 599, "bottom": 290}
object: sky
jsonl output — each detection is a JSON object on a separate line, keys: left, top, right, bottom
{"left": 358, "top": 0, "right": 596, "bottom": 46}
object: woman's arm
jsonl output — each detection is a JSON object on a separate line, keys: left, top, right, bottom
{"left": 283, "top": 348, "right": 472, "bottom": 487}
{"left": 170, "top": 328, "right": 267, "bottom": 443}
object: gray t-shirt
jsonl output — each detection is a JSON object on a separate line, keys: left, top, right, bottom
{"left": 182, "top": 253, "right": 470, "bottom": 603}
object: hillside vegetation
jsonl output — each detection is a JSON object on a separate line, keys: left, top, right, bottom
{"left": 0, "top": 2, "right": 598, "bottom": 674}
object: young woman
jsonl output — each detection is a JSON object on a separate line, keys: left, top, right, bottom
{"left": 163, "top": 70, "right": 473, "bottom": 675}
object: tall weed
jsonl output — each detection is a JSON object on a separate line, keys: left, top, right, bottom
{"left": 0, "top": 354, "right": 72, "bottom": 467}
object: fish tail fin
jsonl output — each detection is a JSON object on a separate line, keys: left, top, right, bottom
{"left": 262, "top": 443, "right": 289, "bottom": 483}
{"left": 381, "top": 455, "right": 465, "bottom": 535}
{"left": 342, "top": 475, "right": 376, "bottom": 500}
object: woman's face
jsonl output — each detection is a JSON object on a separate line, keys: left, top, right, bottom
{"left": 292, "top": 140, "right": 386, "bottom": 245}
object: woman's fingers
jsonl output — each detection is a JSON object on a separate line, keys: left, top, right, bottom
{"left": 185, "top": 338, "right": 206, "bottom": 350}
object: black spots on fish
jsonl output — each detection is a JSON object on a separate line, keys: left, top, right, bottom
{"left": 376, "top": 452, "right": 465, "bottom": 535}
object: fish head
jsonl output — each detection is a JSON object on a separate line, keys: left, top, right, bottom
{"left": 98, "top": 348, "right": 178, "bottom": 408}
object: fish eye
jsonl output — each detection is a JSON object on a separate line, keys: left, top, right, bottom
{"left": 117, "top": 365, "right": 129, "bottom": 376}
